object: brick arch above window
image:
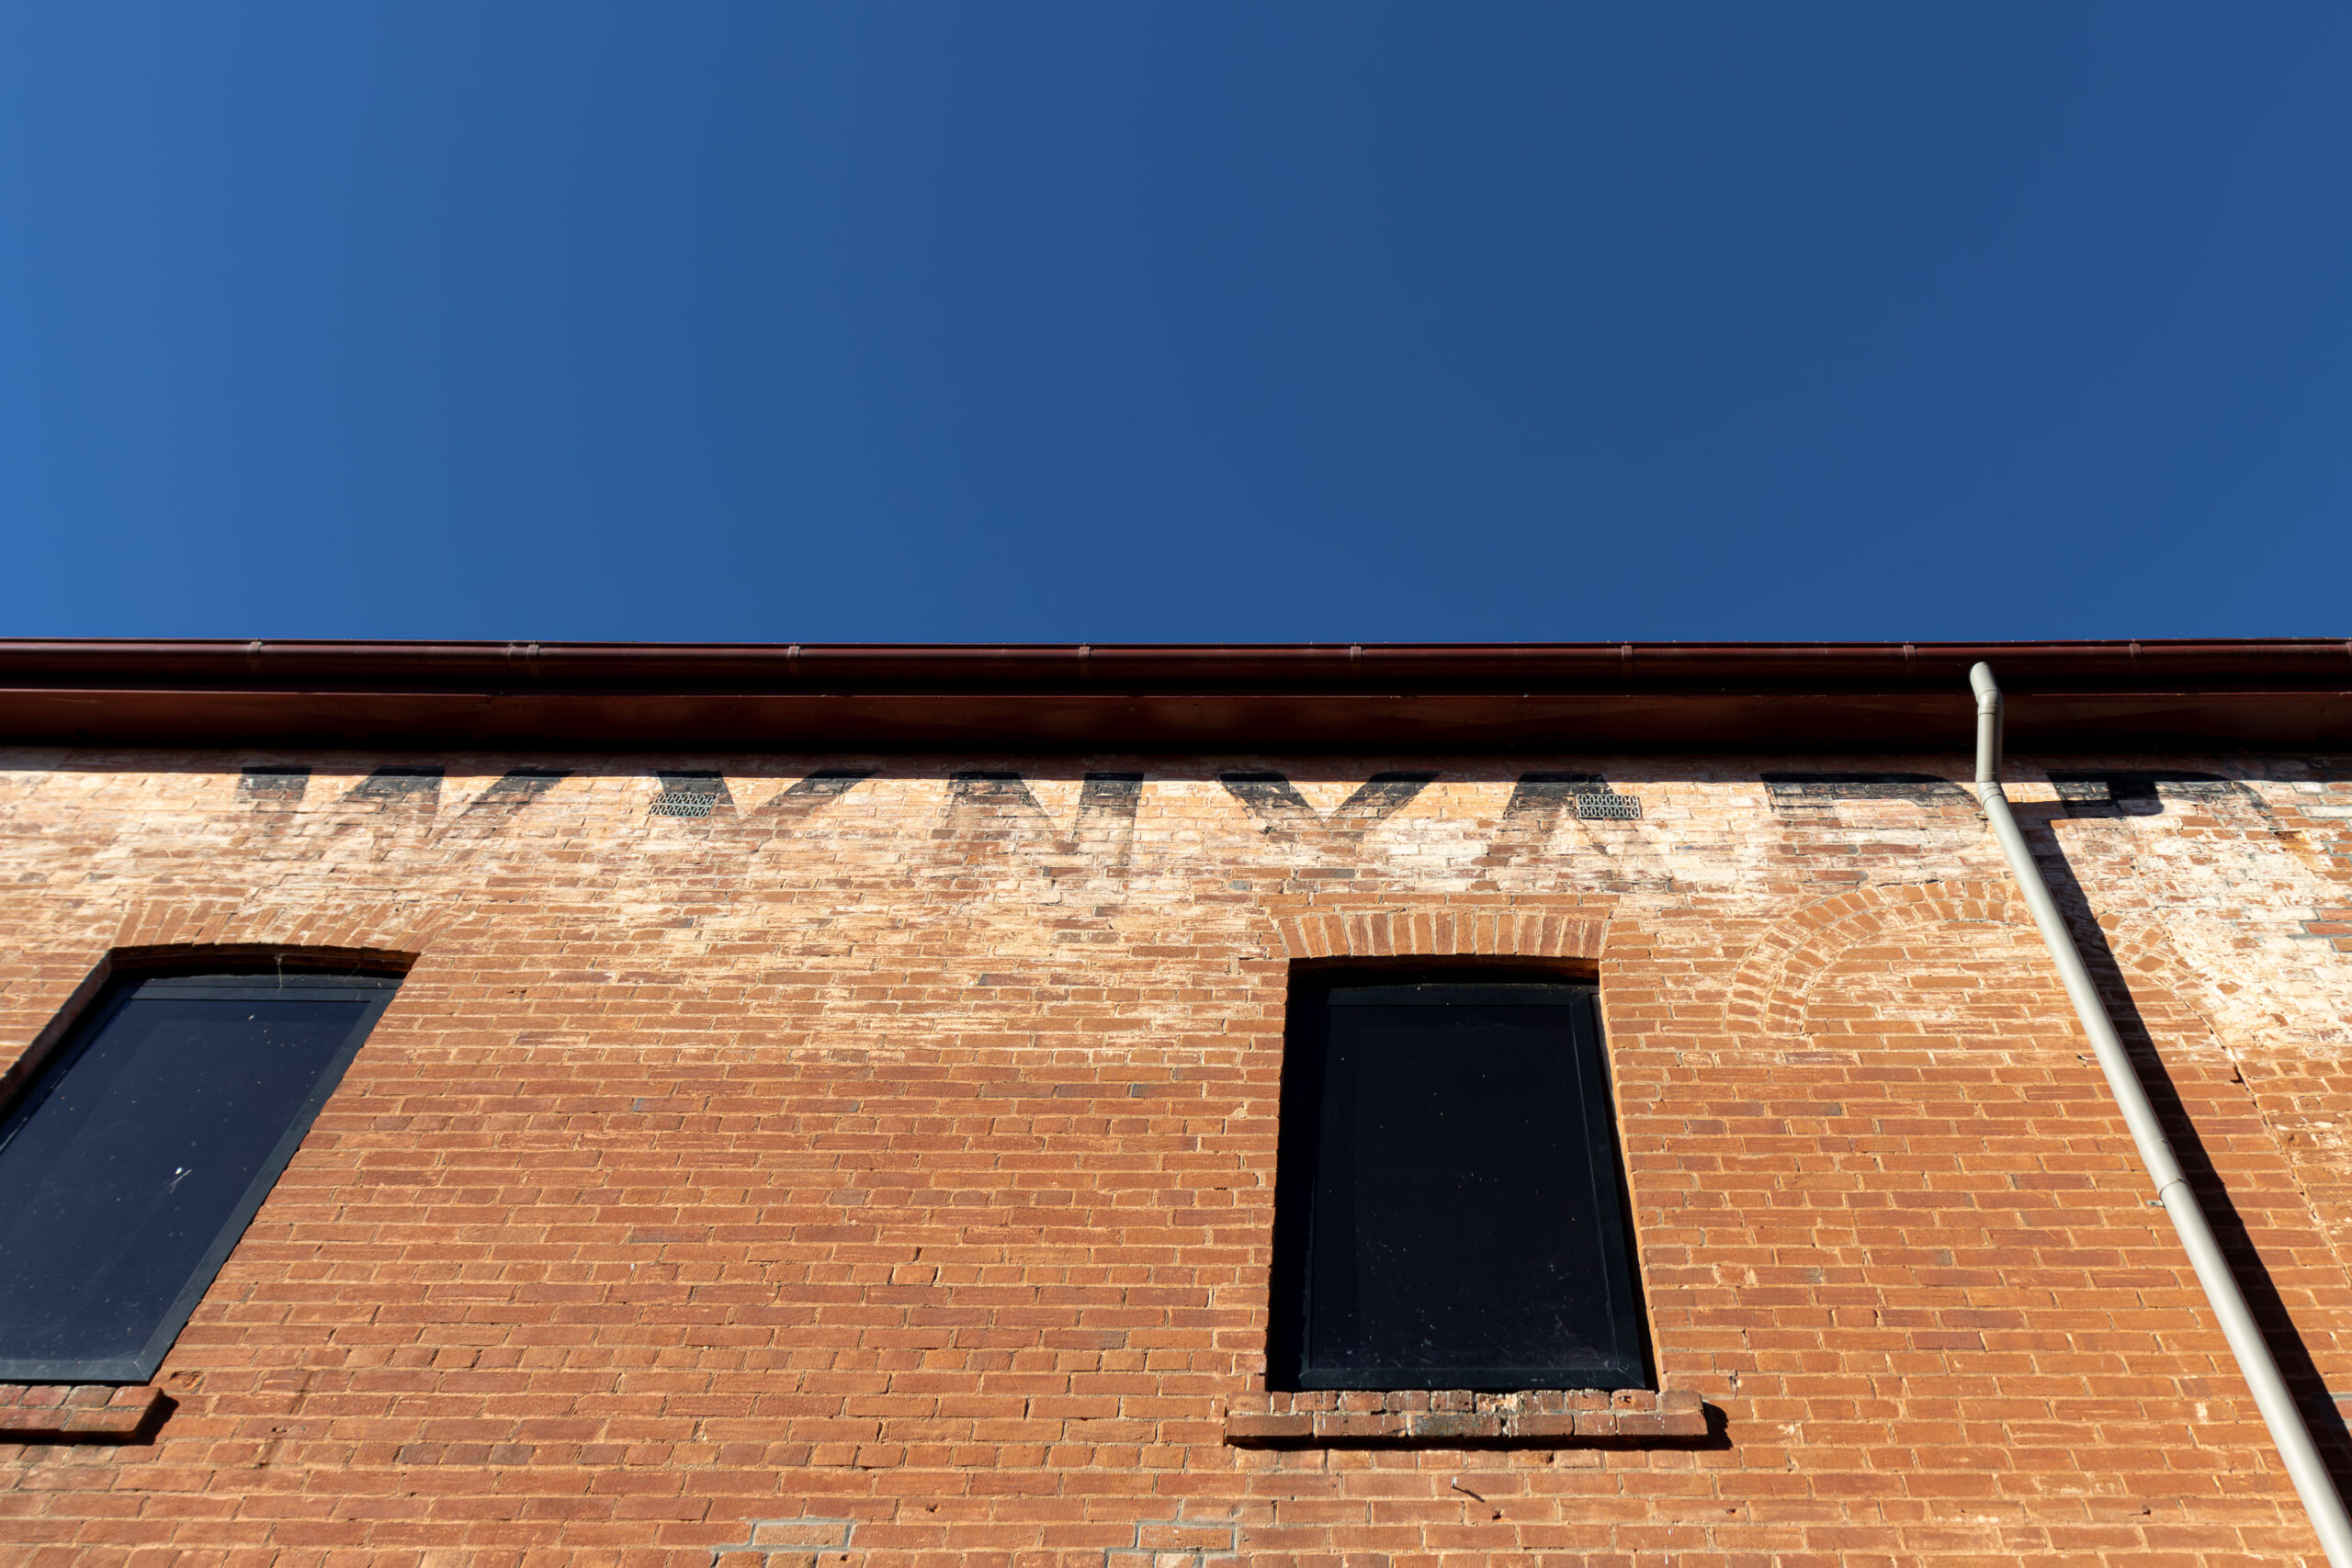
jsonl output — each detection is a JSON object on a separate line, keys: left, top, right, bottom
{"left": 103, "top": 896, "right": 450, "bottom": 967}
{"left": 0, "top": 941, "right": 419, "bottom": 1102}
{"left": 1267, "top": 895, "right": 1614, "bottom": 964}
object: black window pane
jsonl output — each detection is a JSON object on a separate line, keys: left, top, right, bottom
{"left": 0, "top": 981, "right": 385, "bottom": 1377}
{"left": 1276, "top": 980, "right": 1645, "bottom": 1390}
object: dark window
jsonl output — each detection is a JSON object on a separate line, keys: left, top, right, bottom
{"left": 1270, "top": 974, "right": 1646, "bottom": 1391}
{"left": 0, "top": 968, "right": 398, "bottom": 1382}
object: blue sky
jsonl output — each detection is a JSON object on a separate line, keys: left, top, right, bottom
{"left": 2, "top": 5, "right": 2346, "bottom": 643}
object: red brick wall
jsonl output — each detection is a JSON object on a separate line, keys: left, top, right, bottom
{"left": 2, "top": 755, "right": 2349, "bottom": 1565}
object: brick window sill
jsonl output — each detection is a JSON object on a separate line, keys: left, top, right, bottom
{"left": 0, "top": 1384, "right": 170, "bottom": 1444}
{"left": 1226, "top": 1389, "right": 1710, "bottom": 1448}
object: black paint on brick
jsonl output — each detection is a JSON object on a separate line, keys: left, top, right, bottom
{"left": 1485, "top": 774, "right": 1596, "bottom": 862}
{"left": 342, "top": 767, "right": 443, "bottom": 807}
{"left": 1762, "top": 773, "right": 1973, "bottom": 809}
{"left": 237, "top": 767, "right": 310, "bottom": 807}
{"left": 948, "top": 771, "right": 1046, "bottom": 815}
{"left": 481, "top": 768, "right": 568, "bottom": 798}
{"left": 2047, "top": 770, "right": 2262, "bottom": 818}
{"left": 1075, "top": 772, "right": 1145, "bottom": 868}
{"left": 944, "top": 772, "right": 1051, "bottom": 847}
{"left": 1221, "top": 772, "right": 1438, "bottom": 840}
{"left": 751, "top": 769, "right": 875, "bottom": 823}
{"left": 451, "top": 768, "right": 567, "bottom": 823}
{"left": 1491, "top": 773, "right": 1642, "bottom": 840}
{"left": 1220, "top": 773, "right": 1321, "bottom": 833}
{"left": 1505, "top": 773, "right": 1606, "bottom": 807}
{"left": 1078, "top": 773, "right": 1145, "bottom": 819}
{"left": 1329, "top": 773, "right": 1441, "bottom": 828}
{"left": 473, "top": 768, "right": 568, "bottom": 803}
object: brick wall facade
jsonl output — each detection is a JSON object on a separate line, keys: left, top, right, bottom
{"left": 2, "top": 751, "right": 2350, "bottom": 1565}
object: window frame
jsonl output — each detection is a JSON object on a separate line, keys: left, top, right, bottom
{"left": 1267, "top": 969, "right": 1649, "bottom": 1393}
{"left": 0, "top": 967, "right": 400, "bottom": 1384}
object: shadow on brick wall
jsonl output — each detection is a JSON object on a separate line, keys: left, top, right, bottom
{"left": 2021, "top": 804, "right": 2352, "bottom": 1490}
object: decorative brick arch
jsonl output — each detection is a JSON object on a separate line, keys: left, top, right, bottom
{"left": 1723, "top": 879, "right": 2247, "bottom": 1072}
{"left": 1724, "top": 880, "right": 2023, "bottom": 1035}
{"left": 1268, "top": 894, "right": 1613, "bottom": 963}
{"left": 105, "top": 896, "right": 447, "bottom": 964}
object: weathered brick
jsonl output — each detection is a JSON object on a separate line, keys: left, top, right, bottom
{"left": 1219, "top": 1412, "right": 1311, "bottom": 1444}
{"left": 0, "top": 746, "right": 2343, "bottom": 1566}
{"left": 0, "top": 1385, "right": 164, "bottom": 1441}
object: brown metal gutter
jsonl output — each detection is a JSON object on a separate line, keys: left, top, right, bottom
{"left": 1, "top": 637, "right": 2346, "bottom": 754}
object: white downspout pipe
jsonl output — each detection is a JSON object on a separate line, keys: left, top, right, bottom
{"left": 1968, "top": 662, "right": 2352, "bottom": 1567}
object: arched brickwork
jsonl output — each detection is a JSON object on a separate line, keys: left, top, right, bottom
{"left": 1724, "top": 880, "right": 2251, "bottom": 1065}
{"left": 0, "top": 898, "right": 445, "bottom": 1082}
{"left": 1718, "top": 878, "right": 2349, "bottom": 1284}
{"left": 1724, "top": 880, "right": 2021, "bottom": 1036}
{"left": 105, "top": 895, "right": 448, "bottom": 962}
{"left": 1268, "top": 895, "right": 1611, "bottom": 963}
